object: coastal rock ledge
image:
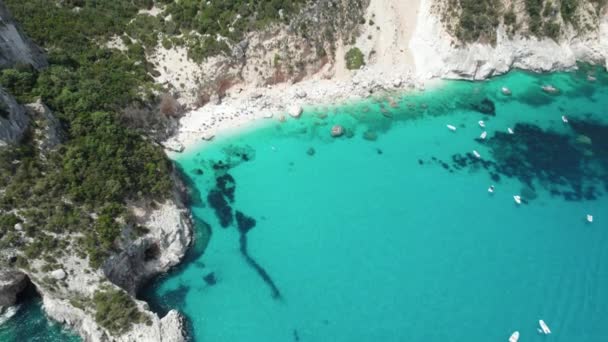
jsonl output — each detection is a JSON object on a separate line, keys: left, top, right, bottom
{"left": 0, "top": 190, "right": 192, "bottom": 342}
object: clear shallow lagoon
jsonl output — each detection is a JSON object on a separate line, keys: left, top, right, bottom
{"left": 143, "top": 68, "right": 608, "bottom": 342}
{"left": 2, "top": 68, "right": 608, "bottom": 341}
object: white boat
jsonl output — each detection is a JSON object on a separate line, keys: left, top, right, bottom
{"left": 480, "top": 131, "right": 487, "bottom": 140}
{"left": 502, "top": 87, "right": 512, "bottom": 96}
{"left": 478, "top": 120, "right": 486, "bottom": 128}
{"left": 587, "top": 214, "right": 593, "bottom": 223}
{"left": 509, "top": 331, "right": 520, "bottom": 342}
{"left": 473, "top": 150, "right": 481, "bottom": 158}
{"left": 513, "top": 195, "right": 522, "bottom": 204}
{"left": 447, "top": 124, "right": 457, "bottom": 132}
{"left": 587, "top": 75, "right": 597, "bottom": 82}
{"left": 488, "top": 185, "right": 495, "bottom": 193}
{"left": 539, "top": 320, "right": 551, "bottom": 334}
{"left": 507, "top": 127, "right": 514, "bottom": 134}
{"left": 562, "top": 115, "right": 569, "bottom": 123}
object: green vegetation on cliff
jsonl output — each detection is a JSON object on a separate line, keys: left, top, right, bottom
{"left": 446, "top": 0, "right": 607, "bottom": 44}
{"left": 345, "top": 47, "right": 365, "bottom": 70}
{"left": 93, "top": 287, "right": 150, "bottom": 335}
{"left": 1, "top": 0, "right": 173, "bottom": 270}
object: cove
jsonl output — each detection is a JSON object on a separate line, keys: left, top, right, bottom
{"left": 143, "top": 67, "right": 608, "bottom": 342}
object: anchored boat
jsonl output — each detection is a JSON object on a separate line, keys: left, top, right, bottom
{"left": 509, "top": 331, "right": 520, "bottom": 342}
{"left": 538, "top": 320, "right": 551, "bottom": 334}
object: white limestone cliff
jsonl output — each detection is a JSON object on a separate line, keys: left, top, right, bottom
{"left": 410, "top": 0, "right": 608, "bottom": 80}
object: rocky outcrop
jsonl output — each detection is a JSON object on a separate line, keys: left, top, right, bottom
{"left": 0, "top": 270, "right": 27, "bottom": 309}
{"left": 0, "top": 1, "right": 47, "bottom": 69}
{"left": 103, "top": 197, "right": 193, "bottom": 295}
{"left": 0, "top": 86, "right": 28, "bottom": 146}
{"left": 25, "top": 100, "right": 64, "bottom": 153}
{"left": 41, "top": 288, "right": 186, "bottom": 342}
{"left": 410, "top": 0, "right": 608, "bottom": 80}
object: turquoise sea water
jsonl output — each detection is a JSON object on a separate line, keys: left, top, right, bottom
{"left": 142, "top": 68, "right": 608, "bottom": 342}
{"left": 2, "top": 68, "right": 608, "bottom": 341}
{"left": 0, "top": 290, "right": 79, "bottom": 341}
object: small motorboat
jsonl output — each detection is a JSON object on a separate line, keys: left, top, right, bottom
{"left": 587, "top": 75, "right": 597, "bottom": 82}
{"left": 507, "top": 127, "right": 514, "bottom": 134}
{"left": 538, "top": 320, "right": 551, "bottom": 334}
{"left": 480, "top": 131, "right": 487, "bottom": 140}
{"left": 562, "top": 115, "right": 569, "bottom": 123}
{"left": 488, "top": 185, "right": 495, "bottom": 194}
{"left": 473, "top": 150, "right": 481, "bottom": 158}
{"left": 513, "top": 195, "right": 522, "bottom": 205}
{"left": 542, "top": 85, "right": 559, "bottom": 94}
{"left": 509, "top": 331, "right": 520, "bottom": 342}
{"left": 478, "top": 120, "right": 486, "bottom": 128}
{"left": 502, "top": 87, "right": 512, "bottom": 96}
{"left": 447, "top": 124, "right": 457, "bottom": 131}
{"left": 587, "top": 214, "right": 594, "bottom": 223}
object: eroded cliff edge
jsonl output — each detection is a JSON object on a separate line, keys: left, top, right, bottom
{"left": 410, "top": 0, "right": 608, "bottom": 80}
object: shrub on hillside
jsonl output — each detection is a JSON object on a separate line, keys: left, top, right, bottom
{"left": 345, "top": 47, "right": 365, "bottom": 70}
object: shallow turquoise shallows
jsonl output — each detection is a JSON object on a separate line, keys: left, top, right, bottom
{"left": 142, "top": 68, "right": 608, "bottom": 342}
{"left": 2, "top": 68, "right": 608, "bottom": 342}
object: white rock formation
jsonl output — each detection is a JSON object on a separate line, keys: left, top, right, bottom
{"left": 410, "top": 0, "right": 608, "bottom": 80}
{"left": 288, "top": 105, "right": 303, "bottom": 118}
{"left": 50, "top": 269, "right": 67, "bottom": 280}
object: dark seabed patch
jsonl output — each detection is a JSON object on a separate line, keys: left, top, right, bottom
{"left": 433, "top": 120, "right": 608, "bottom": 201}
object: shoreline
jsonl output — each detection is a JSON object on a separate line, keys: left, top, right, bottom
{"left": 163, "top": 64, "right": 444, "bottom": 153}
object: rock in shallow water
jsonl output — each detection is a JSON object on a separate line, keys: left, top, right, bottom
{"left": 203, "top": 272, "right": 217, "bottom": 286}
{"left": 331, "top": 125, "right": 344, "bottom": 137}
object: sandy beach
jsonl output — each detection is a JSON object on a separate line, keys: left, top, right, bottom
{"left": 163, "top": 0, "right": 424, "bottom": 152}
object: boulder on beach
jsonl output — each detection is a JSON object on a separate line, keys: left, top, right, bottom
{"left": 202, "top": 132, "right": 215, "bottom": 141}
{"left": 288, "top": 105, "right": 303, "bottom": 118}
{"left": 331, "top": 125, "right": 344, "bottom": 137}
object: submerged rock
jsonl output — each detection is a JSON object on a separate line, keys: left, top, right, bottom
{"left": 203, "top": 272, "right": 217, "bottom": 286}
{"left": 216, "top": 173, "right": 236, "bottom": 202}
{"left": 235, "top": 211, "right": 256, "bottom": 234}
{"left": 472, "top": 98, "right": 496, "bottom": 115}
{"left": 363, "top": 130, "right": 378, "bottom": 141}
{"left": 331, "top": 125, "right": 344, "bottom": 137}
{"left": 207, "top": 190, "right": 233, "bottom": 228}
{"left": 306, "top": 147, "right": 316, "bottom": 156}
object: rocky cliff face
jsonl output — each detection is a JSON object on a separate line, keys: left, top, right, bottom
{"left": 410, "top": 0, "right": 608, "bottom": 80}
{"left": 0, "top": 86, "right": 28, "bottom": 146}
{"left": 7, "top": 192, "right": 192, "bottom": 342}
{"left": 103, "top": 197, "right": 193, "bottom": 295}
{"left": 0, "top": 270, "right": 27, "bottom": 309}
{"left": 0, "top": 1, "right": 47, "bottom": 69}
